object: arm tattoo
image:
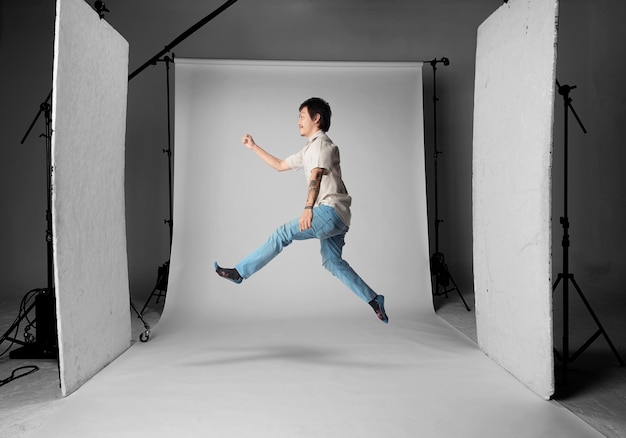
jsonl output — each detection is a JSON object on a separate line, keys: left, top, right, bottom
{"left": 306, "top": 169, "right": 323, "bottom": 206}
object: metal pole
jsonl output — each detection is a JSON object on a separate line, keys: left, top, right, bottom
{"left": 128, "top": 0, "right": 239, "bottom": 81}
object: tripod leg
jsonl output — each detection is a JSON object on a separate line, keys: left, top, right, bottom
{"left": 434, "top": 273, "right": 448, "bottom": 298}
{"left": 140, "top": 263, "right": 169, "bottom": 315}
{"left": 129, "top": 300, "right": 151, "bottom": 343}
{"left": 130, "top": 301, "right": 150, "bottom": 329}
{"left": 140, "top": 281, "right": 161, "bottom": 315}
{"left": 569, "top": 329, "right": 602, "bottom": 363}
{"left": 570, "top": 277, "right": 625, "bottom": 366}
{"left": 446, "top": 267, "right": 471, "bottom": 311}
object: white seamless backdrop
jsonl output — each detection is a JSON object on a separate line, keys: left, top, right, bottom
{"left": 164, "top": 59, "right": 429, "bottom": 327}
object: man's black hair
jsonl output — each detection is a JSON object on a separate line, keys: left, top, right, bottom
{"left": 299, "top": 97, "right": 332, "bottom": 132}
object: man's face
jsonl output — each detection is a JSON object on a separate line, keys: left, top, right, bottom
{"left": 298, "top": 107, "right": 319, "bottom": 138}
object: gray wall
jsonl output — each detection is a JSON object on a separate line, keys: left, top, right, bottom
{"left": 1, "top": 0, "right": 624, "bottom": 306}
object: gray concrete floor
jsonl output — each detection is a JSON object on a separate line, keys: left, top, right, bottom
{"left": 1, "top": 285, "right": 624, "bottom": 438}
{"left": 435, "top": 285, "right": 626, "bottom": 438}
{"left": 0, "top": 294, "right": 164, "bottom": 438}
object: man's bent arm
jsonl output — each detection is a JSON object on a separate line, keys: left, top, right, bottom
{"left": 299, "top": 167, "right": 324, "bottom": 231}
{"left": 305, "top": 168, "right": 324, "bottom": 207}
{"left": 242, "top": 134, "right": 291, "bottom": 172}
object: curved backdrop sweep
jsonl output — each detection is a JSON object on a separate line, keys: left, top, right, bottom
{"left": 166, "top": 59, "right": 429, "bottom": 327}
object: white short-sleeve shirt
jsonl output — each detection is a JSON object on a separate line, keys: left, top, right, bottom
{"left": 285, "top": 131, "right": 352, "bottom": 226}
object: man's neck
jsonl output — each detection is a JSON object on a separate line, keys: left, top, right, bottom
{"left": 307, "top": 130, "right": 323, "bottom": 141}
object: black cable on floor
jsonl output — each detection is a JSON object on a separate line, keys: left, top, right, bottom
{"left": 0, "top": 365, "right": 40, "bottom": 388}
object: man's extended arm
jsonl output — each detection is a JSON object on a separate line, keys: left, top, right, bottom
{"left": 242, "top": 134, "right": 291, "bottom": 172}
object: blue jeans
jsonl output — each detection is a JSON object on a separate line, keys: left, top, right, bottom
{"left": 235, "top": 205, "right": 377, "bottom": 303}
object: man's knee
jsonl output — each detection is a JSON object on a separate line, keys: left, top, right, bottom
{"left": 273, "top": 224, "right": 293, "bottom": 245}
{"left": 322, "top": 255, "right": 346, "bottom": 273}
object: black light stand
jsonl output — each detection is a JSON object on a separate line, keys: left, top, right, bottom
{"left": 0, "top": 92, "right": 58, "bottom": 360}
{"left": 422, "top": 57, "right": 470, "bottom": 311}
{"left": 3, "top": 0, "right": 239, "bottom": 350}
{"left": 552, "top": 80, "right": 624, "bottom": 385}
{"left": 94, "top": 1, "right": 109, "bottom": 19}
{"left": 122, "top": 0, "right": 238, "bottom": 341}
{"left": 140, "top": 54, "right": 174, "bottom": 316}
{"left": 125, "top": 0, "right": 239, "bottom": 323}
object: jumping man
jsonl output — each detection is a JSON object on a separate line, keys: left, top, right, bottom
{"left": 214, "top": 97, "right": 388, "bottom": 323}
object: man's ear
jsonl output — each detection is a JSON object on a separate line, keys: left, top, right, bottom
{"left": 313, "top": 113, "right": 321, "bottom": 126}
